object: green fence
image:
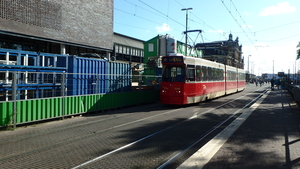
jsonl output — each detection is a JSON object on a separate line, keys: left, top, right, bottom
{"left": 0, "top": 90, "right": 160, "bottom": 127}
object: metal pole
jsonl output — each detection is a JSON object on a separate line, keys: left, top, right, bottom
{"left": 185, "top": 11, "right": 188, "bottom": 55}
{"left": 61, "top": 72, "right": 66, "bottom": 120}
{"left": 298, "top": 61, "right": 300, "bottom": 84}
{"left": 181, "top": 8, "right": 193, "bottom": 56}
{"left": 12, "top": 71, "right": 17, "bottom": 129}
{"left": 295, "top": 61, "right": 296, "bottom": 82}
{"left": 273, "top": 60, "right": 274, "bottom": 77}
{"left": 248, "top": 55, "right": 251, "bottom": 74}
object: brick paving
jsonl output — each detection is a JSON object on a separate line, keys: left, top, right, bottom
{"left": 202, "top": 88, "right": 300, "bottom": 169}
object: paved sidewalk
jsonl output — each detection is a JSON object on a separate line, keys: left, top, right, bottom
{"left": 201, "top": 88, "right": 300, "bottom": 169}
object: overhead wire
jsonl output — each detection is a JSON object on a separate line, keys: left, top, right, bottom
{"left": 174, "top": 0, "right": 227, "bottom": 42}
{"left": 114, "top": 4, "right": 183, "bottom": 33}
{"left": 117, "top": 0, "right": 188, "bottom": 34}
{"left": 114, "top": 22, "right": 156, "bottom": 33}
{"left": 257, "top": 33, "right": 300, "bottom": 42}
{"left": 137, "top": 0, "right": 198, "bottom": 45}
{"left": 138, "top": 0, "right": 185, "bottom": 27}
{"left": 220, "top": 0, "right": 257, "bottom": 49}
{"left": 120, "top": 0, "right": 232, "bottom": 45}
{"left": 175, "top": 0, "right": 233, "bottom": 43}
{"left": 119, "top": 0, "right": 260, "bottom": 46}
{"left": 123, "top": 0, "right": 164, "bottom": 18}
{"left": 229, "top": 0, "right": 256, "bottom": 40}
{"left": 255, "top": 20, "right": 300, "bottom": 33}
{"left": 115, "top": 8, "right": 163, "bottom": 26}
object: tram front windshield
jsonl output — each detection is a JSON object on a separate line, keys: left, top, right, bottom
{"left": 162, "top": 66, "right": 186, "bottom": 82}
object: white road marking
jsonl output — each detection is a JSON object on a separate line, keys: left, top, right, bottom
{"left": 72, "top": 88, "right": 267, "bottom": 169}
{"left": 177, "top": 90, "right": 269, "bottom": 169}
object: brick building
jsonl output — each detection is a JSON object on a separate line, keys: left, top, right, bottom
{"left": 0, "top": 0, "right": 113, "bottom": 57}
{"left": 195, "top": 34, "right": 244, "bottom": 69}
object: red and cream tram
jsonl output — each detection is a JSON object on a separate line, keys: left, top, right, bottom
{"left": 160, "top": 54, "right": 246, "bottom": 105}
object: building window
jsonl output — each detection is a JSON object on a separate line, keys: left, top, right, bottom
{"left": 149, "top": 43, "right": 154, "bottom": 52}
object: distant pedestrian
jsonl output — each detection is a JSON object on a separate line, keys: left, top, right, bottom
{"left": 270, "top": 78, "right": 275, "bottom": 90}
{"left": 260, "top": 80, "right": 262, "bottom": 86}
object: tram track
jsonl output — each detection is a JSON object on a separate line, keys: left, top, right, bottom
{"left": 70, "top": 86, "right": 269, "bottom": 168}
{"left": 158, "top": 88, "right": 269, "bottom": 168}
{"left": 0, "top": 85, "right": 269, "bottom": 169}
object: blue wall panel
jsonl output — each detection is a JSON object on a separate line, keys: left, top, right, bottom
{"left": 106, "top": 62, "right": 132, "bottom": 93}
{"left": 66, "top": 55, "right": 108, "bottom": 96}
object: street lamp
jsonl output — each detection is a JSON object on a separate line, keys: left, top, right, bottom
{"left": 250, "top": 62, "right": 255, "bottom": 74}
{"left": 252, "top": 63, "right": 255, "bottom": 75}
{"left": 181, "top": 8, "right": 193, "bottom": 56}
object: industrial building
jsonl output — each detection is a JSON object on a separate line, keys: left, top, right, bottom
{"left": 0, "top": 0, "right": 145, "bottom": 101}
{"left": 0, "top": 0, "right": 114, "bottom": 57}
{"left": 0, "top": 0, "right": 144, "bottom": 65}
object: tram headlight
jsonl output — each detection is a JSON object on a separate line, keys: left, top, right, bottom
{"left": 162, "top": 87, "right": 168, "bottom": 93}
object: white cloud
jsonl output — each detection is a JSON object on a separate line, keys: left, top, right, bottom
{"left": 243, "top": 11, "right": 249, "bottom": 16}
{"left": 208, "top": 29, "right": 226, "bottom": 34}
{"left": 254, "top": 42, "right": 268, "bottom": 48}
{"left": 243, "top": 42, "right": 298, "bottom": 74}
{"left": 156, "top": 23, "right": 171, "bottom": 33}
{"left": 259, "top": 2, "right": 296, "bottom": 16}
{"left": 243, "top": 25, "right": 253, "bottom": 28}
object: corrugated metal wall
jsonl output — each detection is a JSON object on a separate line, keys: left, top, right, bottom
{"left": 0, "top": 90, "right": 160, "bottom": 126}
{"left": 0, "top": 49, "right": 158, "bottom": 127}
{"left": 66, "top": 55, "right": 107, "bottom": 95}
{"left": 66, "top": 56, "right": 132, "bottom": 95}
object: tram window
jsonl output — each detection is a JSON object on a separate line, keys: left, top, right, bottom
{"left": 227, "top": 71, "right": 232, "bottom": 80}
{"left": 226, "top": 71, "right": 229, "bottom": 80}
{"left": 239, "top": 72, "right": 245, "bottom": 80}
{"left": 227, "top": 71, "right": 230, "bottom": 80}
{"left": 196, "top": 66, "right": 201, "bottom": 81}
{"left": 202, "top": 66, "right": 207, "bottom": 81}
{"left": 212, "top": 68, "right": 217, "bottom": 81}
{"left": 162, "top": 66, "right": 185, "bottom": 82}
{"left": 216, "top": 68, "right": 221, "bottom": 81}
{"left": 228, "top": 71, "right": 236, "bottom": 80}
{"left": 215, "top": 68, "right": 219, "bottom": 80}
{"left": 233, "top": 71, "right": 237, "bottom": 80}
{"left": 221, "top": 69, "right": 224, "bottom": 80}
{"left": 215, "top": 69, "right": 219, "bottom": 80}
{"left": 187, "top": 65, "right": 195, "bottom": 82}
{"left": 207, "top": 67, "right": 213, "bottom": 81}
{"left": 217, "top": 69, "right": 223, "bottom": 81}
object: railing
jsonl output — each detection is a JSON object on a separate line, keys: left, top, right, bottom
{"left": 0, "top": 71, "right": 161, "bottom": 128}
{"left": 286, "top": 83, "right": 300, "bottom": 107}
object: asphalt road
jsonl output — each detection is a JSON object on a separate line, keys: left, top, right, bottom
{"left": 0, "top": 83, "right": 269, "bottom": 169}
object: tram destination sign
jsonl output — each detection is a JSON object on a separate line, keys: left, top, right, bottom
{"left": 162, "top": 56, "right": 184, "bottom": 64}
{"left": 278, "top": 72, "right": 286, "bottom": 77}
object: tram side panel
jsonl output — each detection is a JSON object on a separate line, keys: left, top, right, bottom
{"left": 197, "top": 60, "right": 226, "bottom": 101}
{"left": 175, "top": 57, "right": 226, "bottom": 104}
{"left": 160, "top": 55, "right": 227, "bottom": 105}
{"left": 225, "top": 65, "right": 238, "bottom": 95}
{"left": 160, "top": 81, "right": 186, "bottom": 105}
{"left": 237, "top": 68, "right": 246, "bottom": 91}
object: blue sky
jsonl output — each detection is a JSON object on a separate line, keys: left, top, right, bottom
{"left": 114, "top": 0, "right": 300, "bottom": 74}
